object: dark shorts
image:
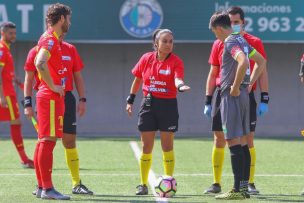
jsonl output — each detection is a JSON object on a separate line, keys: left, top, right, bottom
{"left": 220, "top": 87, "right": 250, "bottom": 140}
{"left": 211, "top": 87, "right": 222, "bottom": 131}
{"left": 212, "top": 88, "right": 257, "bottom": 132}
{"left": 138, "top": 97, "right": 179, "bottom": 132}
{"left": 249, "top": 91, "right": 257, "bottom": 132}
{"left": 63, "top": 91, "right": 77, "bottom": 134}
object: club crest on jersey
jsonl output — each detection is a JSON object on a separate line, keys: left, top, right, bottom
{"left": 159, "top": 69, "right": 171, "bottom": 75}
{"left": 119, "top": 0, "right": 163, "bottom": 38}
{"left": 47, "top": 40, "right": 54, "bottom": 51}
{"left": 62, "top": 56, "right": 71, "bottom": 61}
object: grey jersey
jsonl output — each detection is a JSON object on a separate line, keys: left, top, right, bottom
{"left": 220, "top": 33, "right": 256, "bottom": 92}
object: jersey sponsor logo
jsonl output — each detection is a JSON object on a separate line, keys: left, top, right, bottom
{"left": 159, "top": 69, "right": 171, "bottom": 75}
{"left": 61, "top": 77, "right": 67, "bottom": 89}
{"left": 119, "top": 0, "right": 163, "bottom": 38}
{"left": 231, "top": 46, "right": 242, "bottom": 58}
{"left": 149, "top": 87, "right": 168, "bottom": 93}
{"left": 62, "top": 55, "right": 71, "bottom": 61}
{"left": 150, "top": 80, "right": 166, "bottom": 86}
{"left": 47, "top": 40, "right": 54, "bottom": 51}
{"left": 58, "top": 67, "right": 68, "bottom": 75}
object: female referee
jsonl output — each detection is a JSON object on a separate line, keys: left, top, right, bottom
{"left": 126, "top": 29, "right": 190, "bottom": 195}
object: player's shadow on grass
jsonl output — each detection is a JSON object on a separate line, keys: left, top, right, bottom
{"left": 53, "top": 168, "right": 99, "bottom": 171}
{"left": 254, "top": 194, "right": 304, "bottom": 202}
{"left": 70, "top": 194, "right": 207, "bottom": 203}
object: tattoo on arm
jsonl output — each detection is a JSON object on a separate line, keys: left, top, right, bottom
{"left": 36, "top": 60, "right": 47, "bottom": 71}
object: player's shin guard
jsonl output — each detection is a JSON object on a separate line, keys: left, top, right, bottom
{"left": 38, "top": 140, "right": 56, "bottom": 189}
{"left": 163, "top": 150, "right": 175, "bottom": 176}
{"left": 65, "top": 148, "right": 80, "bottom": 187}
{"left": 212, "top": 147, "right": 225, "bottom": 184}
{"left": 10, "top": 124, "right": 28, "bottom": 162}
{"left": 140, "top": 153, "right": 152, "bottom": 185}
{"left": 249, "top": 147, "right": 256, "bottom": 184}
{"left": 229, "top": 145, "right": 244, "bottom": 192}
{"left": 34, "top": 141, "right": 42, "bottom": 187}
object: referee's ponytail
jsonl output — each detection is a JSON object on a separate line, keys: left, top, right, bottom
{"left": 152, "top": 29, "right": 162, "bottom": 50}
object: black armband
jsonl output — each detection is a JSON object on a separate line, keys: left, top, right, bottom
{"left": 205, "top": 95, "right": 212, "bottom": 105}
{"left": 177, "top": 84, "right": 185, "bottom": 92}
{"left": 24, "top": 96, "right": 32, "bottom": 108}
{"left": 126, "top": 94, "right": 136, "bottom": 104}
{"left": 79, "top": 97, "right": 87, "bottom": 102}
{"left": 261, "top": 92, "right": 269, "bottom": 104}
{"left": 299, "top": 57, "right": 304, "bottom": 76}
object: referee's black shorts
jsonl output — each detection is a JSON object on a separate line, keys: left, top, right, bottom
{"left": 249, "top": 90, "right": 257, "bottom": 132}
{"left": 63, "top": 91, "right": 77, "bottom": 134}
{"left": 211, "top": 87, "right": 257, "bottom": 132}
{"left": 138, "top": 97, "right": 179, "bottom": 132}
{"left": 211, "top": 87, "right": 222, "bottom": 131}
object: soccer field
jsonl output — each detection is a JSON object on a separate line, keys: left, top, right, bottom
{"left": 0, "top": 137, "right": 303, "bottom": 202}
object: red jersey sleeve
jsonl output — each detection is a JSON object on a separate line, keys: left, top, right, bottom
{"left": 0, "top": 46, "right": 6, "bottom": 66}
{"left": 174, "top": 56, "right": 184, "bottom": 79}
{"left": 38, "top": 35, "right": 57, "bottom": 55}
{"left": 254, "top": 38, "right": 267, "bottom": 60}
{"left": 24, "top": 47, "right": 37, "bottom": 71}
{"left": 208, "top": 40, "right": 220, "bottom": 66}
{"left": 132, "top": 53, "right": 147, "bottom": 78}
{"left": 71, "top": 45, "right": 84, "bottom": 72}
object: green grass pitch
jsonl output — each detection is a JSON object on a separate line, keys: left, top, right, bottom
{"left": 0, "top": 137, "right": 303, "bottom": 202}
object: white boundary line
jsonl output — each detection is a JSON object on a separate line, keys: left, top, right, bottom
{"left": 129, "top": 141, "right": 168, "bottom": 203}
{"left": 0, "top": 173, "right": 303, "bottom": 177}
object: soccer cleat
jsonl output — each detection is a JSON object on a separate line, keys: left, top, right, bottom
{"left": 215, "top": 189, "right": 245, "bottom": 200}
{"left": 203, "top": 183, "right": 221, "bottom": 194}
{"left": 240, "top": 187, "right": 250, "bottom": 199}
{"left": 72, "top": 181, "right": 93, "bottom": 195}
{"left": 301, "top": 190, "right": 304, "bottom": 196}
{"left": 41, "top": 188, "right": 70, "bottom": 200}
{"left": 248, "top": 183, "right": 260, "bottom": 195}
{"left": 32, "top": 186, "right": 42, "bottom": 198}
{"left": 21, "top": 159, "right": 34, "bottom": 169}
{"left": 136, "top": 184, "right": 148, "bottom": 195}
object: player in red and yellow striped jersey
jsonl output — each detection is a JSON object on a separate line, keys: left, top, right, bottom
{"left": 31, "top": 3, "right": 72, "bottom": 200}
{"left": 24, "top": 34, "right": 93, "bottom": 195}
{"left": 0, "top": 22, "right": 34, "bottom": 168}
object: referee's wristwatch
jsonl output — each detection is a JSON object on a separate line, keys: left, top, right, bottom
{"left": 79, "top": 97, "right": 87, "bottom": 102}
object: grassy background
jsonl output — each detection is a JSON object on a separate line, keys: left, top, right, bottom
{"left": 0, "top": 137, "right": 303, "bottom": 202}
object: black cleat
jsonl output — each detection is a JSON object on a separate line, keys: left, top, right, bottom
{"left": 204, "top": 183, "right": 221, "bottom": 194}
{"left": 72, "top": 181, "right": 93, "bottom": 195}
{"left": 136, "top": 184, "right": 148, "bottom": 195}
{"left": 248, "top": 183, "right": 260, "bottom": 195}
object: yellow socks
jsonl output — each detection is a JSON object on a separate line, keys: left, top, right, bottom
{"left": 140, "top": 153, "right": 152, "bottom": 185}
{"left": 65, "top": 148, "right": 80, "bottom": 187}
{"left": 212, "top": 147, "right": 225, "bottom": 184}
{"left": 163, "top": 150, "right": 175, "bottom": 176}
{"left": 249, "top": 147, "right": 256, "bottom": 183}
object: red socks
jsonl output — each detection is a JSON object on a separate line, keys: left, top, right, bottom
{"left": 34, "top": 140, "right": 56, "bottom": 190}
{"left": 34, "top": 142, "right": 42, "bottom": 187}
{"left": 10, "top": 124, "right": 28, "bottom": 163}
